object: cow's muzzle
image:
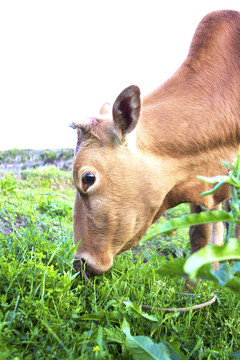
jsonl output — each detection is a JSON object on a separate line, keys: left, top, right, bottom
{"left": 73, "top": 255, "right": 103, "bottom": 276}
{"left": 73, "top": 256, "right": 84, "bottom": 273}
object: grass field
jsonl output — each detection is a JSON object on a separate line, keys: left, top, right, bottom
{"left": 0, "top": 167, "right": 239, "bottom": 359}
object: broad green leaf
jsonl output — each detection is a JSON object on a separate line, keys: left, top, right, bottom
{"left": 125, "top": 335, "right": 171, "bottom": 360}
{"left": 159, "top": 210, "right": 235, "bottom": 234}
{"left": 121, "top": 318, "right": 131, "bottom": 337}
{"left": 123, "top": 300, "right": 158, "bottom": 322}
{"left": 121, "top": 319, "right": 182, "bottom": 360}
{"left": 207, "top": 266, "right": 240, "bottom": 292}
{"left": 121, "top": 319, "right": 170, "bottom": 360}
{"left": 156, "top": 254, "right": 240, "bottom": 292}
{"left": 224, "top": 277, "right": 240, "bottom": 292}
{"left": 156, "top": 258, "right": 186, "bottom": 277}
{"left": 141, "top": 222, "right": 165, "bottom": 243}
{"left": 104, "top": 327, "right": 125, "bottom": 344}
{"left": 162, "top": 341, "right": 185, "bottom": 360}
{"left": 193, "top": 263, "right": 218, "bottom": 282}
{"left": 232, "top": 261, "right": 240, "bottom": 274}
{"left": 184, "top": 238, "right": 240, "bottom": 279}
{"left": 213, "top": 263, "right": 234, "bottom": 286}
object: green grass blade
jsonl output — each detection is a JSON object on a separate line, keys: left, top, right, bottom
{"left": 200, "top": 182, "right": 225, "bottom": 196}
{"left": 41, "top": 320, "right": 72, "bottom": 358}
{"left": 197, "top": 175, "right": 230, "bottom": 185}
{"left": 47, "top": 244, "right": 60, "bottom": 266}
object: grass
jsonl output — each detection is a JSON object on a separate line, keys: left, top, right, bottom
{"left": 0, "top": 167, "right": 240, "bottom": 359}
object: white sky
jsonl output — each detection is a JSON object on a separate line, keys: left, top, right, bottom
{"left": 0, "top": 0, "right": 239, "bottom": 150}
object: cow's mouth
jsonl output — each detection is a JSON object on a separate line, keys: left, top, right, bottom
{"left": 72, "top": 257, "right": 95, "bottom": 287}
{"left": 73, "top": 255, "right": 112, "bottom": 276}
{"left": 73, "top": 257, "right": 84, "bottom": 272}
{"left": 73, "top": 257, "right": 93, "bottom": 275}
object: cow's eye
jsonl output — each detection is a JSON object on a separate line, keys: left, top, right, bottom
{"left": 82, "top": 172, "right": 96, "bottom": 186}
{"left": 81, "top": 172, "right": 96, "bottom": 192}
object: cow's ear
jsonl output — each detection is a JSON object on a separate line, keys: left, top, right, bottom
{"left": 112, "top": 85, "right": 141, "bottom": 137}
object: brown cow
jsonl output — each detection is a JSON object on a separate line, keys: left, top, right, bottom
{"left": 72, "top": 10, "right": 240, "bottom": 275}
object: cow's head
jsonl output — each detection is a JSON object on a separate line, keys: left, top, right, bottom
{"left": 72, "top": 86, "right": 170, "bottom": 275}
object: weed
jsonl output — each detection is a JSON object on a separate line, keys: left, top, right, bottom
{"left": 0, "top": 174, "right": 17, "bottom": 196}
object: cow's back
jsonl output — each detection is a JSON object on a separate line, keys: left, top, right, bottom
{"left": 141, "top": 10, "right": 240, "bottom": 159}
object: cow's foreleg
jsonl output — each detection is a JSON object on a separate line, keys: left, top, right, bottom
{"left": 210, "top": 203, "right": 224, "bottom": 246}
{"left": 189, "top": 203, "right": 224, "bottom": 272}
{"left": 184, "top": 204, "right": 213, "bottom": 292}
{"left": 210, "top": 203, "right": 224, "bottom": 271}
{"left": 234, "top": 224, "right": 240, "bottom": 239}
{"left": 189, "top": 204, "right": 212, "bottom": 254}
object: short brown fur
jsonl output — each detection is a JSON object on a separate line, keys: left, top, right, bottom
{"left": 72, "top": 10, "right": 240, "bottom": 274}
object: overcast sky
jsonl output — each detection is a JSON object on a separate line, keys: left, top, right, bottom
{"left": 0, "top": 0, "right": 239, "bottom": 150}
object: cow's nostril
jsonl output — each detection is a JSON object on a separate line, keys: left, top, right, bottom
{"left": 73, "top": 257, "right": 85, "bottom": 272}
